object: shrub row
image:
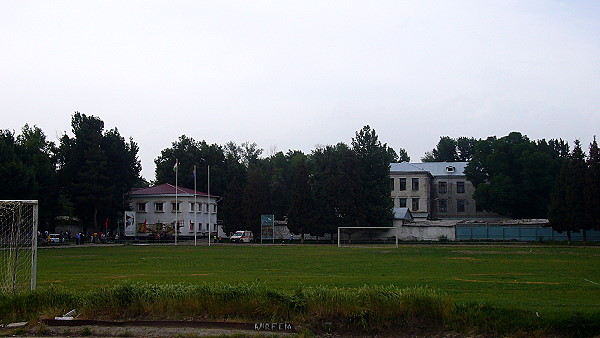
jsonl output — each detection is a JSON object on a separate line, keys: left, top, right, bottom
{"left": 1, "top": 283, "right": 598, "bottom": 337}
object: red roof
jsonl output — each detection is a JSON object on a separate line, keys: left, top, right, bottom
{"left": 129, "top": 183, "right": 211, "bottom": 197}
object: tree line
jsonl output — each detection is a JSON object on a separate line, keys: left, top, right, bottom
{"left": 423, "top": 132, "right": 600, "bottom": 239}
{"left": 153, "top": 125, "right": 401, "bottom": 238}
{"left": 2, "top": 112, "right": 598, "bottom": 239}
{"left": 1, "top": 113, "right": 143, "bottom": 232}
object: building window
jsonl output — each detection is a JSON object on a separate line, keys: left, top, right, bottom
{"left": 457, "top": 181, "right": 465, "bottom": 193}
{"left": 411, "top": 198, "right": 419, "bottom": 211}
{"left": 412, "top": 178, "right": 419, "bottom": 191}
{"left": 457, "top": 199, "right": 466, "bottom": 212}
{"left": 189, "top": 202, "right": 195, "bottom": 212}
{"left": 137, "top": 203, "right": 146, "bottom": 212}
{"left": 390, "top": 178, "right": 395, "bottom": 191}
{"left": 171, "top": 202, "right": 180, "bottom": 212}
{"left": 190, "top": 222, "right": 194, "bottom": 231}
{"left": 438, "top": 182, "right": 447, "bottom": 194}
{"left": 439, "top": 199, "right": 447, "bottom": 212}
{"left": 399, "top": 178, "right": 406, "bottom": 191}
{"left": 154, "top": 202, "right": 163, "bottom": 212}
{"left": 399, "top": 198, "right": 407, "bottom": 208}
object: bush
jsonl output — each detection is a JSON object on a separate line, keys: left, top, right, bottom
{"left": 1, "top": 283, "right": 599, "bottom": 336}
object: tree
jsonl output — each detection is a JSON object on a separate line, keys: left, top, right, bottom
{"left": 17, "top": 125, "right": 60, "bottom": 227}
{"left": 310, "top": 143, "right": 361, "bottom": 235}
{"left": 396, "top": 148, "right": 410, "bottom": 162}
{"left": 241, "top": 168, "right": 271, "bottom": 234}
{"left": 548, "top": 140, "right": 587, "bottom": 242}
{"left": 548, "top": 159, "right": 570, "bottom": 239}
{"left": 585, "top": 137, "right": 600, "bottom": 231}
{"left": 58, "top": 112, "right": 142, "bottom": 232}
{"left": 351, "top": 125, "right": 395, "bottom": 228}
{"left": 456, "top": 137, "right": 476, "bottom": 161}
{"left": 154, "top": 136, "right": 227, "bottom": 196}
{"left": 422, "top": 136, "right": 458, "bottom": 162}
{"left": 287, "top": 159, "right": 317, "bottom": 242}
{"left": 221, "top": 176, "right": 246, "bottom": 234}
{"left": 0, "top": 130, "right": 37, "bottom": 200}
{"left": 465, "top": 132, "right": 565, "bottom": 218}
{"left": 422, "top": 136, "right": 476, "bottom": 162}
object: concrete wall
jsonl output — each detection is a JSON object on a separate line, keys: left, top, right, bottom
{"left": 337, "top": 221, "right": 456, "bottom": 242}
{"left": 395, "top": 223, "right": 456, "bottom": 241}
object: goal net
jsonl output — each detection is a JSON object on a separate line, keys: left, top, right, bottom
{"left": 0, "top": 200, "right": 38, "bottom": 292}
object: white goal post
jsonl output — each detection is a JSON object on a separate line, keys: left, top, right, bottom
{"left": 337, "top": 226, "right": 399, "bottom": 248}
{"left": 0, "top": 200, "right": 38, "bottom": 291}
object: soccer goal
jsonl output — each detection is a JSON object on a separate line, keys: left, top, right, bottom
{"left": 0, "top": 200, "right": 38, "bottom": 291}
{"left": 337, "top": 226, "right": 399, "bottom": 248}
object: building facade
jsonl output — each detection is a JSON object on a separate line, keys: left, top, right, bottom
{"left": 126, "top": 183, "right": 224, "bottom": 238}
{"left": 390, "top": 162, "right": 498, "bottom": 219}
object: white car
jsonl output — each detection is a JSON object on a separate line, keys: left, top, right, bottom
{"left": 48, "top": 234, "right": 62, "bottom": 243}
{"left": 230, "top": 230, "right": 254, "bottom": 243}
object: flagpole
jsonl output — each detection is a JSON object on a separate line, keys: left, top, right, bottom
{"left": 175, "top": 159, "right": 178, "bottom": 246}
{"left": 208, "top": 165, "right": 211, "bottom": 247}
{"left": 194, "top": 165, "right": 197, "bottom": 246}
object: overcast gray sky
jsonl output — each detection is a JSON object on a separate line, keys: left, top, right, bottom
{"left": 2, "top": 0, "right": 599, "bottom": 180}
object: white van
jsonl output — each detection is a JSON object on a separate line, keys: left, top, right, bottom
{"left": 230, "top": 230, "right": 254, "bottom": 243}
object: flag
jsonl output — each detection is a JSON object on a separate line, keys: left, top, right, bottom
{"left": 173, "top": 160, "right": 178, "bottom": 172}
{"left": 192, "top": 165, "right": 196, "bottom": 178}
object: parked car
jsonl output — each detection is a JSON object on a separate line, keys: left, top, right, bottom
{"left": 48, "top": 234, "right": 62, "bottom": 243}
{"left": 230, "top": 230, "right": 254, "bottom": 243}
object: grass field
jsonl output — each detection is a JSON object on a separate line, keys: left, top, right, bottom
{"left": 37, "top": 243, "right": 600, "bottom": 315}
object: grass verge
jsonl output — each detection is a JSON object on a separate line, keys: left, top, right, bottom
{"left": 1, "top": 282, "right": 599, "bottom": 337}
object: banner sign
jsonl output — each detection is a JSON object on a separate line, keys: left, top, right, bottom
{"left": 124, "top": 211, "right": 136, "bottom": 236}
{"left": 261, "top": 214, "right": 274, "bottom": 240}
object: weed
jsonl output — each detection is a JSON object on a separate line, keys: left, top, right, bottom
{"left": 79, "top": 326, "right": 94, "bottom": 336}
{"left": 33, "top": 323, "right": 49, "bottom": 335}
{"left": 119, "top": 330, "right": 134, "bottom": 337}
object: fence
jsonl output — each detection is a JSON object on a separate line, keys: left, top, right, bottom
{"left": 456, "top": 224, "right": 600, "bottom": 241}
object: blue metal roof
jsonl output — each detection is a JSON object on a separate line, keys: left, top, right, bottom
{"left": 390, "top": 162, "right": 468, "bottom": 176}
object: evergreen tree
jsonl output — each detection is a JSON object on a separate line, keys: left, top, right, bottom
{"left": 311, "top": 143, "right": 361, "bottom": 235}
{"left": 586, "top": 137, "right": 600, "bottom": 231}
{"left": 548, "top": 140, "right": 587, "bottom": 242}
{"left": 396, "top": 148, "right": 410, "bottom": 162}
{"left": 567, "top": 140, "right": 588, "bottom": 241}
{"left": 287, "top": 159, "right": 317, "bottom": 242}
{"left": 548, "top": 157, "right": 572, "bottom": 240}
{"left": 422, "top": 136, "right": 458, "bottom": 162}
{"left": 351, "top": 125, "right": 395, "bottom": 227}
{"left": 58, "top": 112, "right": 142, "bottom": 232}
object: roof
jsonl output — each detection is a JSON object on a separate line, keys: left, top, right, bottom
{"left": 393, "top": 207, "right": 413, "bottom": 220}
{"left": 390, "top": 162, "right": 468, "bottom": 177}
{"left": 129, "top": 183, "right": 212, "bottom": 197}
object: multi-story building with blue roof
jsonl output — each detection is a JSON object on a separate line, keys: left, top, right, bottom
{"left": 390, "top": 162, "right": 499, "bottom": 219}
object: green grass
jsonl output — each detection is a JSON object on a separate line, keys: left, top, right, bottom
{"left": 36, "top": 244, "right": 600, "bottom": 315}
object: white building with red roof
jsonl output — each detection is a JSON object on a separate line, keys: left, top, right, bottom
{"left": 125, "top": 183, "right": 224, "bottom": 239}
